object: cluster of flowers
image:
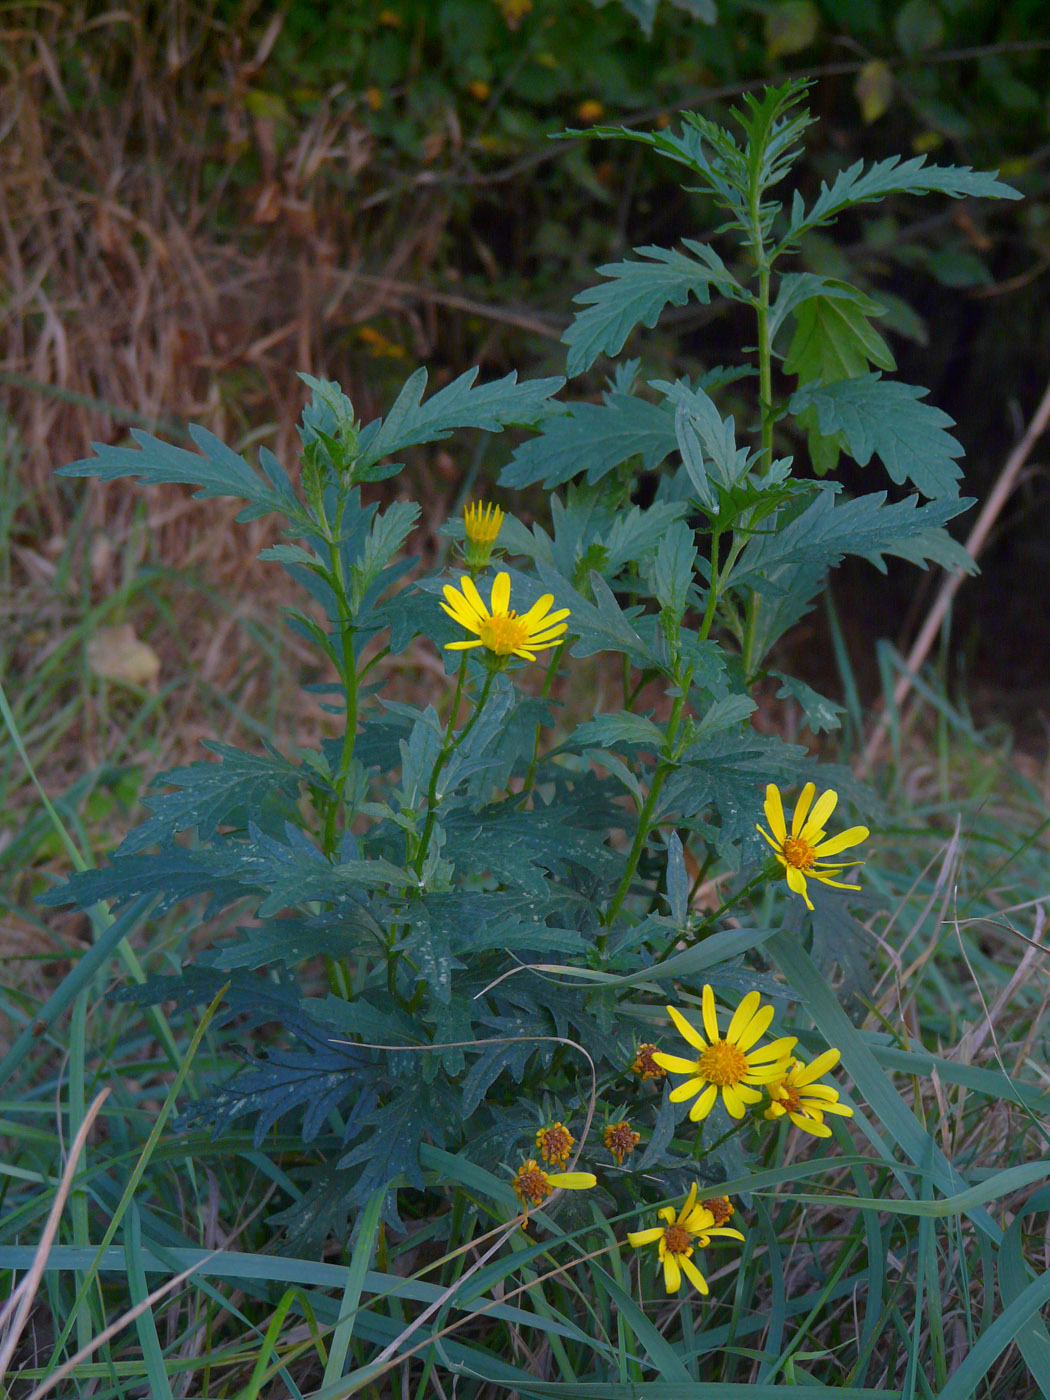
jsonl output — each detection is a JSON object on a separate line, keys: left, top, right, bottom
{"left": 508, "top": 984, "right": 854, "bottom": 1295}
{"left": 446, "top": 506, "right": 865, "bottom": 1297}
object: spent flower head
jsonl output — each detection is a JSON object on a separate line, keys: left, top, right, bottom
{"left": 758, "top": 782, "right": 869, "bottom": 911}
{"left": 631, "top": 1043, "right": 666, "bottom": 1080}
{"left": 511, "top": 1158, "right": 596, "bottom": 1209}
{"left": 462, "top": 500, "right": 504, "bottom": 569}
{"left": 702, "top": 1195, "right": 735, "bottom": 1227}
{"left": 654, "top": 986, "right": 796, "bottom": 1121}
{"left": 535, "top": 1121, "right": 574, "bottom": 1166}
{"left": 764, "top": 1049, "right": 855, "bottom": 1138}
{"left": 628, "top": 1183, "right": 744, "bottom": 1295}
{"left": 604, "top": 1120, "right": 641, "bottom": 1165}
{"left": 441, "top": 571, "right": 569, "bottom": 663}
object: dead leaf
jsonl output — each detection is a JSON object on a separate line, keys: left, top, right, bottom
{"left": 87, "top": 624, "right": 161, "bottom": 688}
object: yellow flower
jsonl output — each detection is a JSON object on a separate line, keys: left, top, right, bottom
{"left": 764, "top": 1049, "right": 855, "bottom": 1138}
{"left": 511, "top": 1158, "right": 596, "bottom": 1208}
{"left": 576, "top": 99, "right": 605, "bottom": 124}
{"left": 440, "top": 572, "right": 569, "bottom": 662}
{"left": 757, "top": 782, "right": 869, "bottom": 910}
{"left": 603, "top": 1120, "right": 641, "bottom": 1165}
{"left": 631, "top": 1043, "right": 666, "bottom": 1080}
{"left": 653, "top": 986, "right": 796, "bottom": 1121}
{"left": 463, "top": 500, "right": 503, "bottom": 567}
{"left": 702, "top": 1195, "right": 734, "bottom": 1227}
{"left": 467, "top": 79, "right": 491, "bottom": 102}
{"left": 628, "top": 1183, "right": 744, "bottom": 1295}
{"left": 536, "top": 1121, "right": 574, "bottom": 1166}
{"left": 363, "top": 86, "right": 384, "bottom": 112}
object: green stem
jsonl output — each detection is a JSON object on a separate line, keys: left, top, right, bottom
{"left": 323, "top": 504, "right": 360, "bottom": 857}
{"left": 602, "top": 679, "right": 691, "bottom": 931}
{"left": 697, "top": 526, "right": 722, "bottom": 644}
{"left": 653, "top": 870, "right": 768, "bottom": 966}
{"left": 413, "top": 666, "right": 496, "bottom": 878}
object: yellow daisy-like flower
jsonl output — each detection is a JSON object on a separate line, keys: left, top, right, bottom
{"left": 757, "top": 782, "right": 870, "bottom": 911}
{"left": 536, "top": 1121, "right": 574, "bottom": 1166}
{"left": 440, "top": 572, "right": 570, "bottom": 662}
{"left": 702, "top": 1195, "right": 735, "bottom": 1227}
{"left": 764, "top": 1049, "right": 855, "bottom": 1138}
{"left": 653, "top": 986, "right": 796, "bottom": 1122}
{"left": 628, "top": 1183, "right": 744, "bottom": 1295}
{"left": 511, "top": 1158, "right": 596, "bottom": 1208}
{"left": 463, "top": 500, "right": 504, "bottom": 567}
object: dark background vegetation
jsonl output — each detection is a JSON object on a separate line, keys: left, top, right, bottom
{"left": 5, "top": 0, "right": 1050, "bottom": 805}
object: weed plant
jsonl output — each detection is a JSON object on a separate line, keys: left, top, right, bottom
{"left": 4, "top": 81, "right": 1050, "bottom": 1398}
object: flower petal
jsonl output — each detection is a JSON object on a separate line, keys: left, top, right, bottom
{"left": 784, "top": 863, "right": 813, "bottom": 908}
{"left": 792, "top": 1048, "right": 841, "bottom": 1084}
{"left": 790, "top": 1112, "right": 832, "bottom": 1137}
{"left": 747, "top": 1035, "right": 799, "bottom": 1062}
{"left": 799, "top": 787, "right": 838, "bottom": 842}
{"left": 763, "top": 784, "right": 787, "bottom": 843}
{"left": 791, "top": 781, "right": 816, "bottom": 836}
{"left": 812, "top": 826, "right": 870, "bottom": 858}
{"left": 701, "top": 984, "right": 720, "bottom": 1044}
{"left": 688, "top": 1083, "right": 719, "bottom": 1121}
{"left": 735, "top": 1000, "right": 775, "bottom": 1052}
{"left": 756, "top": 823, "right": 781, "bottom": 852}
{"left": 679, "top": 1254, "right": 710, "bottom": 1295}
{"left": 726, "top": 990, "right": 762, "bottom": 1046}
{"left": 444, "top": 639, "right": 484, "bottom": 651}
{"left": 652, "top": 1052, "right": 699, "bottom": 1075}
{"left": 547, "top": 1171, "right": 596, "bottom": 1190}
{"left": 458, "top": 574, "right": 489, "bottom": 619}
{"left": 669, "top": 1077, "right": 706, "bottom": 1103}
{"left": 667, "top": 1003, "right": 708, "bottom": 1052}
{"left": 721, "top": 1084, "right": 748, "bottom": 1118}
{"left": 627, "top": 1226, "right": 665, "bottom": 1247}
{"left": 663, "top": 1252, "right": 682, "bottom": 1294}
{"left": 489, "top": 571, "right": 511, "bottom": 614}
{"left": 810, "top": 874, "right": 862, "bottom": 892}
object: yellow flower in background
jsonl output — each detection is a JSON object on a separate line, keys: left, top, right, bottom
{"left": 757, "top": 782, "right": 870, "bottom": 911}
{"left": 536, "top": 1121, "right": 574, "bottom": 1166}
{"left": 467, "top": 79, "right": 491, "bottom": 102}
{"left": 463, "top": 500, "right": 503, "bottom": 567}
{"left": 576, "top": 99, "right": 605, "bottom": 124}
{"left": 628, "top": 1183, "right": 744, "bottom": 1295}
{"left": 604, "top": 1120, "right": 641, "bottom": 1165}
{"left": 441, "top": 571, "right": 569, "bottom": 662}
{"left": 764, "top": 1049, "right": 855, "bottom": 1138}
{"left": 654, "top": 986, "right": 796, "bottom": 1121}
{"left": 511, "top": 1158, "right": 596, "bottom": 1208}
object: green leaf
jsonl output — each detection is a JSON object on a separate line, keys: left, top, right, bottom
{"left": 563, "top": 240, "right": 740, "bottom": 376}
{"left": 788, "top": 376, "right": 964, "bottom": 498}
{"left": 571, "top": 713, "right": 665, "bottom": 751}
{"left": 894, "top": 0, "right": 944, "bottom": 54}
{"left": 350, "top": 500, "right": 421, "bottom": 612}
{"left": 58, "top": 426, "right": 291, "bottom": 523}
{"left": 500, "top": 392, "right": 676, "bottom": 489}
{"left": 118, "top": 742, "right": 305, "bottom": 853}
{"left": 770, "top": 672, "right": 845, "bottom": 733}
{"left": 782, "top": 290, "right": 896, "bottom": 382}
{"left": 539, "top": 567, "right": 658, "bottom": 667}
{"left": 781, "top": 155, "right": 1020, "bottom": 250}
{"left": 650, "top": 519, "right": 697, "bottom": 615}
{"left": 356, "top": 367, "right": 564, "bottom": 476}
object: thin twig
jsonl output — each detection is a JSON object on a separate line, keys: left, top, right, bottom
{"left": 859, "top": 371, "right": 1050, "bottom": 776}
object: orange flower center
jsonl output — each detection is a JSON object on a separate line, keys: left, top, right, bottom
{"left": 513, "top": 1164, "right": 551, "bottom": 1206}
{"left": 537, "top": 1124, "right": 574, "bottom": 1165}
{"left": 632, "top": 1044, "right": 665, "bottom": 1079}
{"left": 698, "top": 1040, "right": 749, "bottom": 1086}
{"left": 478, "top": 610, "right": 530, "bottom": 655}
{"left": 778, "top": 1084, "right": 803, "bottom": 1113}
{"left": 663, "top": 1223, "right": 693, "bottom": 1255}
{"left": 604, "top": 1121, "right": 640, "bottom": 1164}
{"left": 781, "top": 835, "right": 816, "bottom": 870}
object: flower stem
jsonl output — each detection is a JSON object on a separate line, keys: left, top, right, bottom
{"left": 413, "top": 665, "right": 495, "bottom": 878}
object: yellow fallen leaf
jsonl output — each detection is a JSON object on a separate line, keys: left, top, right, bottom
{"left": 855, "top": 60, "right": 894, "bottom": 124}
{"left": 87, "top": 624, "right": 161, "bottom": 688}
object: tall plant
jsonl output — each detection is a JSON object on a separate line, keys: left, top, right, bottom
{"left": 46, "top": 80, "right": 1016, "bottom": 1253}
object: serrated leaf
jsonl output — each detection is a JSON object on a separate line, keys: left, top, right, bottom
{"left": 665, "top": 831, "right": 688, "bottom": 926}
{"left": 350, "top": 501, "right": 421, "bottom": 612}
{"left": 783, "top": 292, "right": 896, "bottom": 383}
{"left": 781, "top": 154, "right": 1020, "bottom": 250}
{"left": 571, "top": 712, "right": 665, "bottom": 751}
{"left": 500, "top": 393, "right": 676, "bottom": 490}
{"left": 771, "top": 672, "right": 845, "bottom": 733}
{"left": 654, "top": 378, "right": 753, "bottom": 490}
{"left": 537, "top": 566, "right": 658, "bottom": 667}
{"left": 118, "top": 742, "right": 305, "bottom": 853}
{"left": 57, "top": 427, "right": 289, "bottom": 523}
{"left": 650, "top": 519, "right": 698, "bottom": 615}
{"left": 789, "top": 375, "right": 963, "bottom": 497}
{"left": 338, "top": 1084, "right": 457, "bottom": 1201}
{"left": 356, "top": 368, "right": 563, "bottom": 476}
{"left": 563, "top": 240, "right": 739, "bottom": 377}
